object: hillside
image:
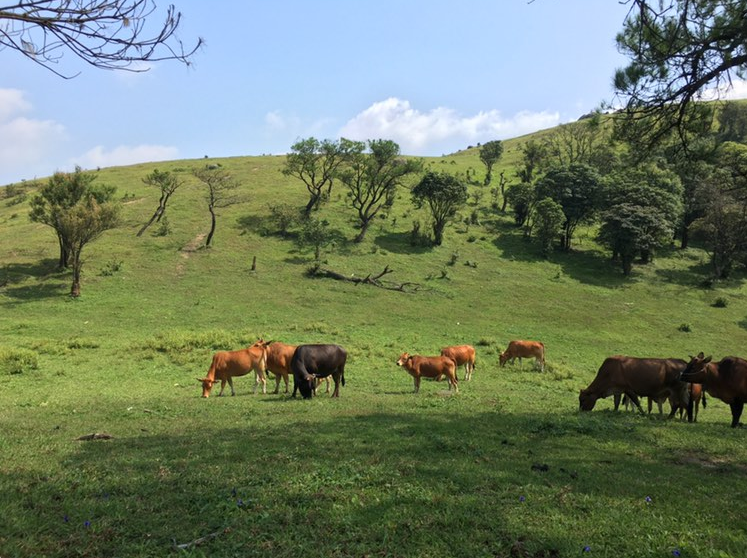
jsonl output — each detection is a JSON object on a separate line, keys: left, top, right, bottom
{"left": 2, "top": 130, "right": 747, "bottom": 557}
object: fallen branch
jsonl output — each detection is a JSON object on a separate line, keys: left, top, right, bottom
{"left": 307, "top": 264, "right": 422, "bottom": 293}
{"left": 173, "top": 528, "right": 230, "bottom": 550}
{"left": 75, "top": 433, "right": 114, "bottom": 441}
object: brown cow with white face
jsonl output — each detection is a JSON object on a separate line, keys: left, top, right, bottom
{"left": 197, "top": 344, "right": 267, "bottom": 398}
{"left": 499, "top": 340, "right": 545, "bottom": 371}
{"left": 579, "top": 356, "right": 686, "bottom": 414}
{"left": 396, "top": 353, "right": 458, "bottom": 393}
{"left": 681, "top": 352, "right": 747, "bottom": 427}
{"left": 440, "top": 345, "right": 476, "bottom": 381}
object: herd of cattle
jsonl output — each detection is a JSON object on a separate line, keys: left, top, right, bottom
{"left": 196, "top": 338, "right": 747, "bottom": 428}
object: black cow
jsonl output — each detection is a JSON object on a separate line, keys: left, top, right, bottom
{"left": 291, "top": 344, "right": 347, "bottom": 399}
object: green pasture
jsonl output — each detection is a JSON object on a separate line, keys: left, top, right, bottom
{"left": 1, "top": 143, "right": 747, "bottom": 557}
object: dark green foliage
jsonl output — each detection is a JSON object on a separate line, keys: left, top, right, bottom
{"left": 535, "top": 163, "right": 601, "bottom": 250}
{"left": 718, "top": 101, "right": 747, "bottom": 143}
{"left": 533, "top": 198, "right": 565, "bottom": 257}
{"left": 505, "top": 182, "right": 535, "bottom": 227}
{"left": 411, "top": 171, "right": 468, "bottom": 246}
{"left": 137, "top": 169, "right": 183, "bottom": 237}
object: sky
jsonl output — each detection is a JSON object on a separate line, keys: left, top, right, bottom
{"left": 0, "top": 0, "right": 733, "bottom": 186}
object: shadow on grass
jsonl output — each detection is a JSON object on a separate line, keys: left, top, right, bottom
{"left": 1, "top": 259, "right": 68, "bottom": 302}
{"left": 3, "top": 408, "right": 741, "bottom": 557}
{"left": 374, "top": 231, "right": 432, "bottom": 255}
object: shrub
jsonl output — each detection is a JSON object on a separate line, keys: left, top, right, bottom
{"left": 0, "top": 348, "right": 38, "bottom": 375}
{"left": 712, "top": 297, "right": 728, "bottom": 308}
{"left": 155, "top": 215, "right": 171, "bottom": 236}
{"left": 100, "top": 259, "right": 124, "bottom": 276}
{"left": 678, "top": 323, "right": 692, "bottom": 333}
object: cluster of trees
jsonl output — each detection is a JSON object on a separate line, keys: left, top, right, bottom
{"left": 502, "top": 102, "right": 747, "bottom": 278}
{"left": 281, "top": 137, "right": 470, "bottom": 251}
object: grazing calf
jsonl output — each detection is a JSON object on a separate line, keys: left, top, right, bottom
{"left": 579, "top": 356, "right": 686, "bottom": 414}
{"left": 681, "top": 353, "right": 747, "bottom": 427}
{"left": 440, "top": 345, "right": 476, "bottom": 381}
{"left": 499, "top": 340, "right": 545, "bottom": 371}
{"left": 197, "top": 345, "right": 267, "bottom": 398}
{"left": 291, "top": 344, "right": 347, "bottom": 399}
{"left": 396, "top": 353, "right": 458, "bottom": 393}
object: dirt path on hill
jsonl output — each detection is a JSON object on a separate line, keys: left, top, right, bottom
{"left": 176, "top": 233, "right": 206, "bottom": 275}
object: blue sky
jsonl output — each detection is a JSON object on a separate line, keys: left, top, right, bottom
{"left": 0, "top": 1, "right": 687, "bottom": 185}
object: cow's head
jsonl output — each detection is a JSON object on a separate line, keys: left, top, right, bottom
{"left": 197, "top": 377, "right": 217, "bottom": 398}
{"left": 498, "top": 350, "right": 508, "bottom": 367}
{"left": 578, "top": 388, "right": 597, "bottom": 411}
{"left": 396, "top": 353, "right": 411, "bottom": 367}
{"left": 680, "top": 352, "right": 712, "bottom": 384}
{"left": 297, "top": 374, "right": 316, "bottom": 399}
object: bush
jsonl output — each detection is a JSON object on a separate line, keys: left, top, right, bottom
{"left": 0, "top": 348, "right": 38, "bottom": 375}
{"left": 678, "top": 323, "right": 692, "bottom": 333}
{"left": 100, "top": 259, "right": 124, "bottom": 276}
{"left": 712, "top": 297, "right": 729, "bottom": 308}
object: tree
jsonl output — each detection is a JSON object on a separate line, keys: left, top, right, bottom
{"left": 137, "top": 168, "right": 183, "bottom": 236}
{"left": 340, "top": 139, "right": 422, "bottom": 243}
{"left": 281, "top": 137, "right": 360, "bottom": 216}
{"left": 58, "top": 198, "right": 120, "bottom": 296}
{"left": 297, "top": 217, "right": 334, "bottom": 266}
{"left": 535, "top": 163, "right": 601, "bottom": 250}
{"left": 614, "top": 0, "right": 747, "bottom": 148}
{"left": 516, "top": 139, "right": 548, "bottom": 184}
{"left": 533, "top": 198, "right": 565, "bottom": 257}
{"left": 29, "top": 166, "right": 115, "bottom": 269}
{"left": 598, "top": 203, "right": 674, "bottom": 276}
{"left": 411, "top": 171, "right": 468, "bottom": 246}
{"left": 193, "top": 167, "right": 241, "bottom": 247}
{"left": 544, "top": 114, "right": 617, "bottom": 174}
{"left": 479, "top": 140, "right": 504, "bottom": 185}
{"left": 718, "top": 101, "right": 747, "bottom": 143}
{"left": 504, "top": 182, "right": 535, "bottom": 228}
{"left": 602, "top": 164, "right": 683, "bottom": 264}
{"left": 0, "top": 1, "right": 202, "bottom": 78}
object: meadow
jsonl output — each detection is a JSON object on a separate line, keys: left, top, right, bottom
{"left": 2, "top": 137, "right": 747, "bottom": 557}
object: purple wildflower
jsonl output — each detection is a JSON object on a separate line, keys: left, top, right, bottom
{"left": 583, "top": 545, "right": 591, "bottom": 552}
{"left": 63, "top": 515, "right": 69, "bottom": 523}
{"left": 672, "top": 550, "right": 681, "bottom": 557}
{"left": 645, "top": 496, "right": 652, "bottom": 503}
{"left": 237, "top": 499, "right": 244, "bottom": 507}
{"left": 519, "top": 495, "right": 526, "bottom": 502}
{"left": 84, "top": 520, "right": 91, "bottom": 528}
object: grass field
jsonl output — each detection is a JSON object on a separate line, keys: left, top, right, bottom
{"left": 2, "top": 140, "right": 747, "bottom": 557}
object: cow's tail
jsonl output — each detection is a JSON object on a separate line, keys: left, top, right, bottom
{"left": 341, "top": 369, "right": 346, "bottom": 387}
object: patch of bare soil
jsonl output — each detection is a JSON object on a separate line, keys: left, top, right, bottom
{"left": 176, "top": 233, "right": 206, "bottom": 275}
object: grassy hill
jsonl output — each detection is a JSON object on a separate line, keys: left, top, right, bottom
{"left": 1, "top": 131, "right": 747, "bottom": 557}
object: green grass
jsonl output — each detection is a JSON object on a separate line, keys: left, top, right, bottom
{"left": 2, "top": 145, "right": 747, "bottom": 557}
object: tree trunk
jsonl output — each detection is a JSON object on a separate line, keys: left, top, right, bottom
{"left": 680, "top": 225, "right": 690, "bottom": 249}
{"left": 137, "top": 206, "right": 162, "bottom": 237}
{"left": 57, "top": 234, "right": 69, "bottom": 269}
{"left": 205, "top": 207, "right": 217, "bottom": 247}
{"left": 354, "top": 220, "right": 371, "bottom": 243}
{"left": 70, "top": 252, "right": 82, "bottom": 297}
{"left": 622, "top": 255, "right": 633, "bottom": 276}
{"left": 433, "top": 222, "right": 444, "bottom": 246}
{"left": 304, "top": 194, "right": 318, "bottom": 217}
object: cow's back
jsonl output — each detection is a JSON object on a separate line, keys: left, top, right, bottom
{"left": 267, "top": 342, "right": 297, "bottom": 374}
{"left": 588, "top": 356, "right": 684, "bottom": 395}
{"left": 411, "top": 355, "right": 455, "bottom": 377}
{"left": 440, "top": 345, "right": 475, "bottom": 366}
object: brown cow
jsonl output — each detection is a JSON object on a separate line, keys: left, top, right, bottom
{"left": 673, "top": 383, "right": 707, "bottom": 422}
{"left": 681, "top": 352, "right": 747, "bottom": 427}
{"left": 579, "top": 356, "right": 687, "bottom": 414}
{"left": 252, "top": 339, "right": 297, "bottom": 394}
{"left": 499, "top": 340, "right": 545, "bottom": 371}
{"left": 396, "top": 353, "right": 458, "bottom": 393}
{"left": 197, "top": 345, "right": 267, "bottom": 398}
{"left": 440, "top": 345, "right": 476, "bottom": 381}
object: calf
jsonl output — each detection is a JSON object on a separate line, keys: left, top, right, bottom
{"left": 440, "top": 345, "right": 476, "bottom": 381}
{"left": 197, "top": 345, "right": 267, "bottom": 398}
{"left": 499, "top": 340, "right": 545, "bottom": 371}
{"left": 396, "top": 353, "right": 458, "bottom": 393}
{"left": 291, "top": 344, "right": 347, "bottom": 399}
{"left": 579, "top": 356, "right": 686, "bottom": 414}
{"left": 681, "top": 353, "right": 747, "bottom": 427}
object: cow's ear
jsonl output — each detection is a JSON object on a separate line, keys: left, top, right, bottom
{"left": 196, "top": 377, "right": 205, "bottom": 383}
{"left": 704, "top": 355, "right": 712, "bottom": 364}
{"left": 697, "top": 352, "right": 705, "bottom": 359}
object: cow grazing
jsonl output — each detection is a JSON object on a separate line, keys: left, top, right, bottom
{"left": 499, "top": 340, "right": 545, "bottom": 371}
{"left": 672, "top": 383, "right": 707, "bottom": 422}
{"left": 440, "top": 345, "right": 476, "bottom": 381}
{"left": 253, "top": 339, "right": 297, "bottom": 394}
{"left": 681, "top": 353, "right": 747, "bottom": 427}
{"left": 197, "top": 345, "right": 267, "bottom": 398}
{"left": 291, "top": 344, "right": 347, "bottom": 399}
{"left": 579, "top": 356, "right": 687, "bottom": 415}
{"left": 396, "top": 353, "right": 458, "bottom": 393}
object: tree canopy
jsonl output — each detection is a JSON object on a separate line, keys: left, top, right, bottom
{"left": 614, "top": 0, "right": 747, "bottom": 147}
{"left": 0, "top": 0, "right": 202, "bottom": 77}
{"left": 411, "top": 171, "right": 468, "bottom": 246}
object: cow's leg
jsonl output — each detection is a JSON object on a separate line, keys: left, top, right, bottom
{"left": 282, "top": 373, "right": 289, "bottom": 393}
{"left": 613, "top": 393, "right": 621, "bottom": 411}
{"left": 414, "top": 376, "right": 420, "bottom": 393}
{"left": 730, "top": 401, "right": 744, "bottom": 427}
{"left": 451, "top": 372, "right": 459, "bottom": 393}
{"left": 626, "top": 393, "right": 644, "bottom": 413}
{"left": 331, "top": 372, "right": 340, "bottom": 398}
{"left": 217, "top": 378, "right": 227, "bottom": 397}
{"left": 273, "top": 373, "right": 280, "bottom": 395}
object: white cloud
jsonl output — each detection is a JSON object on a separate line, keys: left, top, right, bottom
{"left": 72, "top": 144, "right": 179, "bottom": 170}
{"left": 263, "top": 110, "right": 336, "bottom": 150}
{"left": 339, "top": 98, "right": 561, "bottom": 155}
{"left": 0, "top": 89, "right": 67, "bottom": 184}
